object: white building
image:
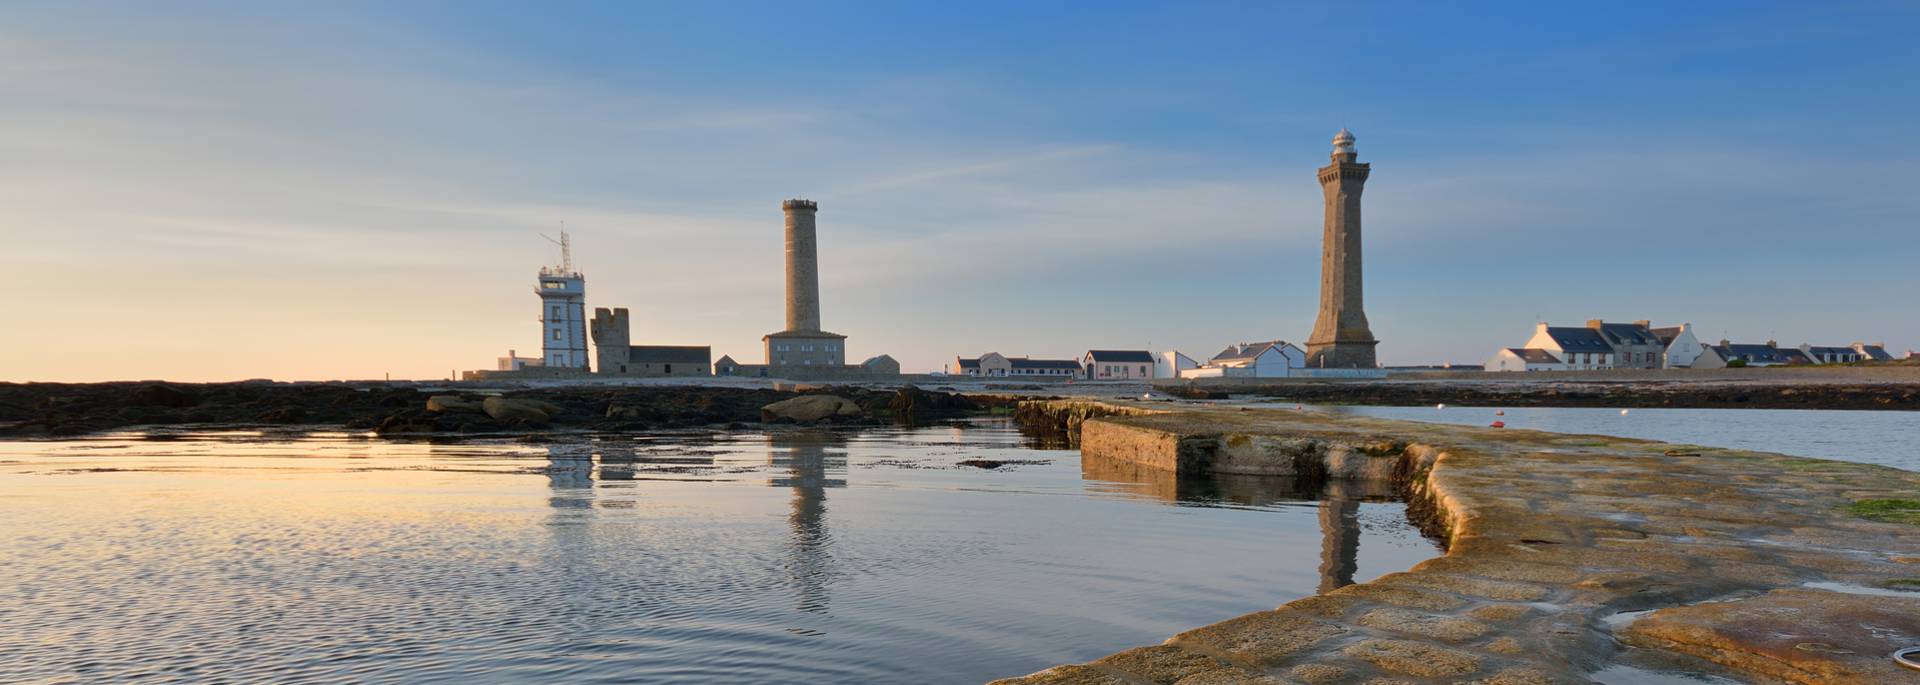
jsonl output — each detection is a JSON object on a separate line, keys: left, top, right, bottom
{"left": 1652, "top": 323, "right": 1703, "bottom": 369}
{"left": 496, "top": 349, "right": 543, "bottom": 371}
{"left": 1519, "top": 323, "right": 1616, "bottom": 370}
{"left": 536, "top": 231, "right": 589, "bottom": 370}
{"left": 1484, "top": 348, "right": 1565, "bottom": 372}
{"left": 1155, "top": 351, "right": 1198, "bottom": 379}
{"left": 1186, "top": 341, "right": 1306, "bottom": 378}
{"left": 1082, "top": 350, "right": 1155, "bottom": 380}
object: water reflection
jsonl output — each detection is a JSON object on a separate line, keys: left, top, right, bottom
{"left": 1081, "top": 455, "right": 1397, "bottom": 592}
{"left": 768, "top": 431, "right": 847, "bottom": 616}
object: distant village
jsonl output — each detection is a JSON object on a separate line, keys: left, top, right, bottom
{"left": 465, "top": 131, "right": 1913, "bottom": 383}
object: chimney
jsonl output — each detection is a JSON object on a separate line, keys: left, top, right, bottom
{"left": 1586, "top": 319, "right": 1604, "bottom": 329}
{"left": 1766, "top": 339, "right": 1777, "bottom": 348}
{"left": 1719, "top": 339, "right": 1730, "bottom": 347}
{"left": 1536, "top": 322, "right": 1550, "bottom": 335}
{"left": 1633, "top": 320, "right": 1650, "bottom": 328}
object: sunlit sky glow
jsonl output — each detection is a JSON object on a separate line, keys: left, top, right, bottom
{"left": 4, "top": 1, "right": 1917, "bottom": 381}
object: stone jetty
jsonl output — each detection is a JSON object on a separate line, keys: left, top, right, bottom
{"left": 997, "top": 400, "right": 1920, "bottom": 685}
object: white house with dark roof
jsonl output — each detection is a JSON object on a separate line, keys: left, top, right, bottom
{"left": 1182, "top": 341, "right": 1306, "bottom": 378}
{"left": 1082, "top": 350, "right": 1155, "bottom": 380}
{"left": 1519, "top": 323, "right": 1617, "bottom": 370}
{"left": 1651, "top": 323, "right": 1703, "bottom": 369}
{"left": 1484, "top": 348, "right": 1566, "bottom": 372}
{"left": 1694, "top": 340, "right": 1807, "bottom": 368}
{"left": 1800, "top": 344, "right": 1864, "bottom": 364}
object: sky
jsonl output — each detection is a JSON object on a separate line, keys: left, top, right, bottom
{"left": 2, "top": 1, "right": 1917, "bottom": 381}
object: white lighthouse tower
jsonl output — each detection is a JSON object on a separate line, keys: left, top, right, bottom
{"left": 537, "top": 230, "right": 589, "bottom": 370}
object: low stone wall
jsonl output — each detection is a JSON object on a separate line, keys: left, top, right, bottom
{"left": 995, "top": 401, "right": 1920, "bottom": 685}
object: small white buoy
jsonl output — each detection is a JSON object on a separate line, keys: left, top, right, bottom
{"left": 1620, "top": 409, "right": 1630, "bottom": 416}
{"left": 1495, "top": 409, "right": 1505, "bottom": 416}
{"left": 1141, "top": 392, "right": 1153, "bottom": 400}
{"left": 1436, "top": 403, "right": 1446, "bottom": 410}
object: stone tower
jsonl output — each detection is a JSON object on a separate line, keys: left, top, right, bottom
{"left": 783, "top": 199, "right": 822, "bottom": 332}
{"left": 1304, "top": 128, "right": 1379, "bottom": 369}
{"left": 590, "top": 307, "right": 631, "bottom": 372}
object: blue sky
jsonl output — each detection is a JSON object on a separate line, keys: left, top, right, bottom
{"left": 2, "top": 2, "right": 1916, "bottom": 380}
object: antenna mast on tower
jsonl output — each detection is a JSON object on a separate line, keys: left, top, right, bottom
{"left": 540, "top": 221, "right": 575, "bottom": 276}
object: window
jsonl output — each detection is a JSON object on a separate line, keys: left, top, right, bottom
{"left": 542, "top": 282, "right": 565, "bottom": 289}
{"left": 552, "top": 305, "right": 562, "bottom": 319}
{"left": 552, "top": 329, "right": 562, "bottom": 340}
{"left": 664, "top": 364, "right": 672, "bottom": 374}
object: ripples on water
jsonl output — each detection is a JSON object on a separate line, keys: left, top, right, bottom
{"left": 0, "top": 421, "right": 1438, "bottom": 684}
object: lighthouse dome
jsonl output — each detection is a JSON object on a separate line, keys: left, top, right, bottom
{"left": 1332, "top": 128, "right": 1356, "bottom": 154}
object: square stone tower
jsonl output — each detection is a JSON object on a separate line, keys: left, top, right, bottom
{"left": 1304, "top": 129, "right": 1379, "bottom": 369}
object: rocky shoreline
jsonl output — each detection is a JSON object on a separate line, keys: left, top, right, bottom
{"left": 0, "top": 381, "right": 997, "bottom": 437}
{"left": 996, "top": 399, "right": 1920, "bottom": 685}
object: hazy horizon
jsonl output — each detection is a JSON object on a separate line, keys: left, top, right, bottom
{"left": 5, "top": 2, "right": 1917, "bottom": 382}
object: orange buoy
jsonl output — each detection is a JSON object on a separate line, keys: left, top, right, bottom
{"left": 1490, "top": 420, "right": 1506, "bottom": 428}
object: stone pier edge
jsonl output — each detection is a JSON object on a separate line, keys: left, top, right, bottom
{"left": 992, "top": 399, "right": 1920, "bottom": 685}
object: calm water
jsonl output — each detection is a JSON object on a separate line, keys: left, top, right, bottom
{"left": 0, "top": 420, "right": 1437, "bottom": 684}
{"left": 1307, "top": 405, "right": 1920, "bottom": 472}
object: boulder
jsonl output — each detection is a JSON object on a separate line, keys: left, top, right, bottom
{"left": 483, "top": 397, "right": 553, "bottom": 424}
{"left": 129, "top": 383, "right": 200, "bottom": 408}
{"left": 426, "top": 395, "right": 485, "bottom": 413}
{"left": 760, "top": 395, "right": 863, "bottom": 423}
{"left": 889, "top": 384, "right": 976, "bottom": 423}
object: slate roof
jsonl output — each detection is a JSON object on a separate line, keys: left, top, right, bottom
{"left": 1506, "top": 348, "right": 1563, "bottom": 364}
{"left": 628, "top": 346, "right": 711, "bottom": 364}
{"left": 1542, "top": 327, "right": 1613, "bottom": 353}
{"left": 1709, "top": 343, "right": 1795, "bottom": 364}
{"left": 1597, "top": 322, "right": 1661, "bottom": 346}
{"left": 1650, "top": 326, "right": 1685, "bottom": 345}
{"left": 1010, "top": 358, "right": 1082, "bottom": 370}
{"left": 1856, "top": 344, "right": 1895, "bottom": 361}
{"left": 955, "top": 358, "right": 981, "bottom": 370}
{"left": 1210, "top": 340, "right": 1298, "bottom": 363}
{"left": 1804, "top": 346, "right": 1856, "bottom": 357}
{"left": 1777, "top": 348, "right": 1814, "bottom": 365}
{"left": 1085, "top": 350, "right": 1154, "bottom": 363}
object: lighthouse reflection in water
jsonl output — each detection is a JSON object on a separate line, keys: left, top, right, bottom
{"left": 0, "top": 420, "right": 1436, "bottom": 684}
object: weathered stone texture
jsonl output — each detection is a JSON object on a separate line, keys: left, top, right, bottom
{"left": 990, "top": 400, "right": 1920, "bottom": 685}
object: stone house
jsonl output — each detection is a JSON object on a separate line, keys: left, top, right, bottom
{"left": 589, "top": 308, "right": 712, "bottom": 377}
{"left": 1082, "top": 350, "right": 1155, "bottom": 380}
{"left": 1483, "top": 348, "right": 1566, "bottom": 372}
{"left": 764, "top": 331, "right": 847, "bottom": 369}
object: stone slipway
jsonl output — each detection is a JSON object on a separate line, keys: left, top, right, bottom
{"left": 995, "top": 400, "right": 1920, "bottom": 685}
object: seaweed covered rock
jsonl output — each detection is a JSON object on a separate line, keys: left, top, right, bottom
{"left": 761, "top": 395, "right": 863, "bottom": 423}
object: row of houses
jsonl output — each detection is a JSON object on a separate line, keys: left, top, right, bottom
{"left": 948, "top": 350, "right": 1156, "bottom": 380}
{"left": 1485, "top": 319, "right": 1898, "bottom": 371}
{"left": 948, "top": 341, "right": 1324, "bottom": 381}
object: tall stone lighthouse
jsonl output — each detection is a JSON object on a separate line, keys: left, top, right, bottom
{"left": 783, "top": 198, "right": 822, "bottom": 332}
{"left": 763, "top": 199, "right": 846, "bottom": 368}
{"left": 1304, "top": 128, "right": 1379, "bottom": 369}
